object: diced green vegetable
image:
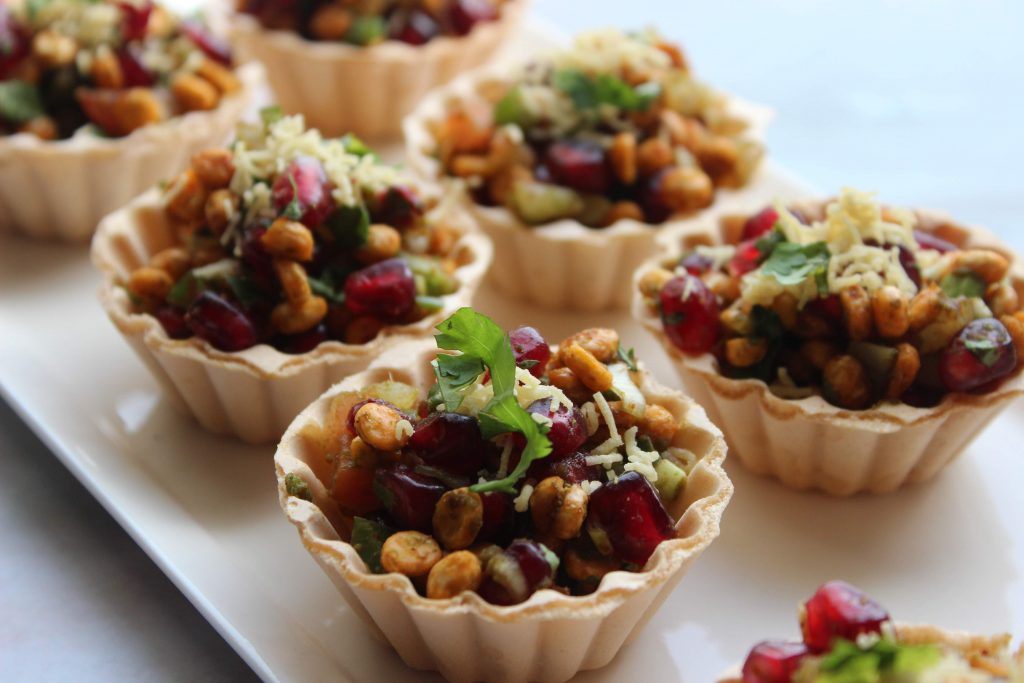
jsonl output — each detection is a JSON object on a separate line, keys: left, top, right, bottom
{"left": 493, "top": 85, "right": 532, "bottom": 127}
{"left": 340, "top": 133, "right": 373, "bottom": 157}
{"left": 406, "top": 254, "right": 457, "bottom": 296}
{"left": 941, "top": 270, "right": 986, "bottom": 299}
{"left": 284, "top": 473, "right": 312, "bottom": 501}
{"left": 259, "top": 105, "right": 283, "bottom": 127}
{"left": 325, "top": 204, "right": 370, "bottom": 248}
{"left": 345, "top": 15, "right": 386, "bottom": 46}
{"left": 607, "top": 363, "right": 646, "bottom": 417}
{"left": 552, "top": 69, "right": 660, "bottom": 112}
{"left": 509, "top": 181, "right": 584, "bottom": 225}
{"left": 415, "top": 295, "right": 445, "bottom": 312}
{"left": 577, "top": 194, "right": 612, "bottom": 228}
{"left": 917, "top": 298, "right": 975, "bottom": 354}
{"left": 0, "top": 80, "right": 44, "bottom": 124}
{"left": 848, "top": 341, "right": 898, "bottom": 394}
{"left": 654, "top": 459, "right": 687, "bottom": 501}
{"left": 361, "top": 380, "right": 421, "bottom": 414}
{"left": 166, "top": 259, "right": 241, "bottom": 308}
{"left": 350, "top": 517, "right": 394, "bottom": 574}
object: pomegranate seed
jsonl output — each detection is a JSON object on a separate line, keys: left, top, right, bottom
{"left": 344, "top": 258, "right": 416, "bottom": 319}
{"left": 543, "top": 139, "right": 612, "bottom": 194}
{"left": 940, "top": 318, "right": 1018, "bottom": 393}
{"left": 446, "top": 0, "right": 498, "bottom": 36}
{"left": 586, "top": 471, "right": 676, "bottom": 565}
{"left": 240, "top": 225, "right": 277, "bottom": 290}
{"left": 729, "top": 238, "right": 765, "bottom": 277}
{"left": 407, "top": 412, "right": 488, "bottom": 476}
{"left": 680, "top": 251, "right": 713, "bottom": 276}
{"left": 373, "top": 464, "right": 446, "bottom": 532}
{"left": 659, "top": 274, "right": 720, "bottom": 354}
{"left": 118, "top": 1, "right": 152, "bottom": 42}
{"left": 741, "top": 207, "right": 780, "bottom": 241}
{"left": 272, "top": 156, "right": 336, "bottom": 228}
{"left": 275, "top": 323, "right": 327, "bottom": 354}
{"left": 372, "top": 185, "right": 422, "bottom": 229}
{"left": 509, "top": 326, "right": 551, "bottom": 378}
{"left": 801, "top": 581, "right": 890, "bottom": 652}
{"left": 638, "top": 169, "right": 673, "bottom": 224}
{"left": 180, "top": 20, "right": 233, "bottom": 65}
{"left": 805, "top": 294, "right": 843, "bottom": 323}
{"left": 154, "top": 306, "right": 192, "bottom": 339}
{"left": 478, "top": 491, "right": 514, "bottom": 544}
{"left": 478, "top": 539, "right": 555, "bottom": 605}
{"left": 117, "top": 46, "right": 155, "bottom": 86}
{"left": 527, "top": 450, "right": 600, "bottom": 485}
{"left": 742, "top": 641, "right": 809, "bottom": 683}
{"left": 389, "top": 10, "right": 439, "bottom": 45}
{"left": 185, "top": 291, "right": 259, "bottom": 351}
{"left": 525, "top": 399, "right": 586, "bottom": 458}
{"left": 914, "top": 230, "right": 958, "bottom": 254}
{"left": 0, "top": 6, "right": 30, "bottom": 79}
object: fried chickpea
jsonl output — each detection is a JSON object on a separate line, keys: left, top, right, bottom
{"left": 164, "top": 169, "right": 207, "bottom": 224}
{"left": 987, "top": 282, "right": 1020, "bottom": 317}
{"left": 352, "top": 224, "right": 402, "bottom": 264}
{"left": 636, "top": 138, "right": 674, "bottom": 177}
{"left": 606, "top": 200, "right": 644, "bottom": 225}
{"left": 725, "top": 338, "right": 768, "bottom": 368}
{"left": 380, "top": 531, "right": 442, "bottom": 577}
{"left": 659, "top": 167, "right": 714, "bottom": 212}
{"left": 720, "top": 302, "right": 753, "bottom": 336}
{"left": 609, "top": 132, "right": 638, "bottom": 185}
{"left": 641, "top": 404, "right": 677, "bottom": 447}
{"left": 1000, "top": 314, "right": 1024, "bottom": 358}
{"left": 706, "top": 272, "right": 741, "bottom": 303}
{"left": 426, "top": 551, "right": 482, "bottom": 599}
{"left": 530, "top": 477, "right": 588, "bottom": 540}
{"left": 274, "top": 259, "right": 312, "bottom": 305}
{"left": 793, "top": 311, "right": 834, "bottom": 339}
{"left": 204, "top": 189, "right": 238, "bottom": 235}
{"left": 871, "top": 285, "right": 910, "bottom": 339}
{"left": 172, "top": 72, "right": 219, "bottom": 112}
{"left": 561, "top": 343, "right": 613, "bottom": 392}
{"left": 113, "top": 88, "right": 165, "bottom": 135}
{"left": 909, "top": 285, "right": 943, "bottom": 331}
{"left": 309, "top": 3, "right": 354, "bottom": 41}
{"left": 802, "top": 339, "right": 839, "bottom": 370}
{"left": 263, "top": 218, "right": 315, "bottom": 262}
{"left": 194, "top": 59, "right": 241, "bottom": 95}
{"left": 345, "top": 316, "right": 384, "bottom": 345}
{"left": 271, "top": 296, "right": 328, "bottom": 334}
{"left": 638, "top": 268, "right": 674, "bottom": 299}
{"left": 559, "top": 328, "right": 619, "bottom": 363}
{"left": 32, "top": 30, "right": 77, "bottom": 68}
{"left": 432, "top": 488, "right": 484, "bottom": 550}
{"left": 150, "top": 247, "right": 190, "bottom": 280}
{"left": 886, "top": 343, "right": 921, "bottom": 400}
{"left": 952, "top": 249, "right": 1010, "bottom": 284}
{"left": 659, "top": 110, "right": 704, "bottom": 150}
{"left": 17, "top": 116, "right": 57, "bottom": 140}
{"left": 840, "top": 285, "right": 873, "bottom": 341}
{"left": 823, "top": 355, "right": 872, "bottom": 410}
{"left": 771, "top": 292, "right": 799, "bottom": 330}
{"left": 191, "top": 148, "right": 235, "bottom": 189}
{"left": 695, "top": 135, "right": 740, "bottom": 184}
{"left": 547, "top": 367, "right": 590, "bottom": 404}
{"left": 428, "top": 224, "right": 458, "bottom": 256}
{"left": 564, "top": 546, "right": 621, "bottom": 582}
{"left": 354, "top": 402, "right": 410, "bottom": 452}
{"left": 128, "top": 267, "right": 173, "bottom": 303}
{"left": 450, "top": 154, "right": 491, "bottom": 177}
{"left": 90, "top": 48, "right": 124, "bottom": 89}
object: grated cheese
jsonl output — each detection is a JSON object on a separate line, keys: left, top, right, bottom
{"left": 496, "top": 437, "right": 514, "bottom": 478}
{"left": 694, "top": 244, "right": 737, "bottom": 272}
{"left": 395, "top": 419, "right": 413, "bottom": 444}
{"left": 581, "top": 480, "right": 603, "bottom": 495}
{"left": 622, "top": 426, "right": 660, "bottom": 482}
{"left": 513, "top": 484, "right": 534, "bottom": 513}
{"left": 580, "top": 401, "right": 599, "bottom": 436}
{"left": 664, "top": 447, "right": 698, "bottom": 474}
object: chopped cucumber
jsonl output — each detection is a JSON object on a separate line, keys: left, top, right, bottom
{"left": 654, "top": 459, "right": 687, "bottom": 501}
{"left": 917, "top": 298, "right": 975, "bottom": 354}
{"left": 493, "top": 85, "right": 532, "bottom": 127}
{"left": 940, "top": 270, "right": 986, "bottom": 299}
{"left": 848, "top": 341, "right": 898, "bottom": 394}
{"left": 509, "top": 180, "right": 584, "bottom": 225}
{"left": 607, "top": 363, "right": 646, "bottom": 418}
{"left": 361, "top": 380, "right": 420, "bottom": 414}
{"left": 577, "top": 194, "right": 613, "bottom": 228}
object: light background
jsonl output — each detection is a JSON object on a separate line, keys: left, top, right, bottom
{"left": 1, "top": 2, "right": 1022, "bottom": 681}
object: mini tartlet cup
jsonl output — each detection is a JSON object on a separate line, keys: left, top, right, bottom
{"left": 402, "top": 68, "right": 773, "bottom": 312}
{"left": 0, "top": 62, "right": 262, "bottom": 243}
{"left": 227, "top": 1, "right": 527, "bottom": 141}
{"left": 274, "top": 337, "right": 733, "bottom": 683}
{"left": 632, "top": 202, "right": 1024, "bottom": 496}
{"left": 91, "top": 190, "right": 493, "bottom": 445}
{"left": 717, "top": 623, "right": 1019, "bottom": 682}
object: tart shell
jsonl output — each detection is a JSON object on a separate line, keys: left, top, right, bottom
{"left": 402, "top": 67, "right": 773, "bottom": 311}
{"left": 227, "top": 1, "right": 527, "bottom": 141}
{"left": 91, "top": 189, "right": 493, "bottom": 445}
{"left": 0, "top": 62, "right": 262, "bottom": 243}
{"left": 632, "top": 203, "right": 1024, "bottom": 496}
{"left": 274, "top": 337, "right": 733, "bottom": 682}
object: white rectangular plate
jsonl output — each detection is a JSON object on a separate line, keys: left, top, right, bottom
{"left": 3, "top": 21, "right": 1023, "bottom": 683}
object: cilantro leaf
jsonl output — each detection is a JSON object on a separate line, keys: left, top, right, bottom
{"left": 432, "top": 308, "right": 552, "bottom": 494}
{"left": 616, "top": 345, "right": 638, "bottom": 372}
{"left": 552, "top": 69, "right": 660, "bottom": 112}
{"left": 941, "top": 271, "right": 986, "bottom": 299}
{"left": 432, "top": 353, "right": 485, "bottom": 412}
{"left": 754, "top": 229, "right": 785, "bottom": 258}
{"left": 325, "top": 204, "right": 370, "bottom": 248}
{"left": 283, "top": 174, "right": 304, "bottom": 220}
{"left": 340, "top": 133, "right": 374, "bottom": 158}
{"left": 259, "top": 104, "right": 283, "bottom": 127}
{"left": 0, "top": 81, "right": 44, "bottom": 125}
{"left": 350, "top": 517, "right": 394, "bottom": 574}
{"left": 761, "top": 241, "right": 831, "bottom": 295}
{"left": 308, "top": 275, "right": 346, "bottom": 305}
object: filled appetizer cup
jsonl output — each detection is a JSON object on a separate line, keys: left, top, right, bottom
{"left": 722, "top": 581, "right": 1022, "bottom": 683}
{"left": 404, "top": 28, "right": 768, "bottom": 311}
{"left": 229, "top": 0, "right": 524, "bottom": 140}
{"left": 274, "top": 309, "right": 733, "bottom": 682}
{"left": 92, "top": 110, "right": 491, "bottom": 444}
{"left": 633, "top": 188, "right": 1024, "bottom": 495}
{"left": 0, "top": 0, "right": 260, "bottom": 241}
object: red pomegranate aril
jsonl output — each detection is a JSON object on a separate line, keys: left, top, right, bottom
{"left": 509, "top": 326, "right": 551, "bottom": 378}
{"left": 276, "top": 323, "right": 327, "bottom": 354}
{"left": 479, "top": 539, "right": 555, "bottom": 605}
{"left": 478, "top": 491, "right": 514, "bottom": 543}
{"left": 272, "top": 156, "right": 336, "bottom": 228}
{"left": 373, "top": 465, "right": 446, "bottom": 533}
{"left": 446, "top": 0, "right": 497, "bottom": 36}
{"left": 240, "top": 225, "right": 276, "bottom": 290}
{"left": 408, "top": 412, "right": 487, "bottom": 476}
{"left": 637, "top": 169, "right": 673, "bottom": 224}
{"left": 544, "top": 139, "right": 612, "bottom": 194}
{"left": 118, "top": 1, "right": 153, "bottom": 42}
{"left": 897, "top": 245, "right": 922, "bottom": 288}
{"left": 185, "top": 291, "right": 259, "bottom": 351}
{"left": 116, "top": 46, "right": 155, "bottom": 86}
{"left": 0, "top": 7, "right": 29, "bottom": 79}
{"left": 679, "top": 251, "right": 713, "bottom": 276}
{"left": 742, "top": 641, "right": 809, "bottom": 683}
{"left": 527, "top": 450, "right": 600, "bottom": 485}
{"left": 801, "top": 581, "right": 891, "bottom": 653}
{"left": 659, "top": 274, "right": 720, "bottom": 354}
{"left": 344, "top": 258, "right": 416, "bottom": 319}
{"left": 390, "top": 9, "right": 439, "bottom": 45}
{"left": 526, "top": 399, "right": 586, "bottom": 458}
{"left": 180, "top": 20, "right": 233, "bottom": 65}
{"left": 373, "top": 185, "right": 422, "bottom": 229}
{"left": 155, "top": 306, "right": 191, "bottom": 339}
{"left": 914, "top": 230, "right": 958, "bottom": 254}
{"left": 729, "top": 238, "right": 764, "bottom": 277}
{"left": 741, "top": 206, "right": 780, "bottom": 241}
{"left": 586, "top": 471, "right": 675, "bottom": 565}
{"left": 940, "top": 318, "right": 1018, "bottom": 393}
{"left": 805, "top": 294, "right": 843, "bottom": 323}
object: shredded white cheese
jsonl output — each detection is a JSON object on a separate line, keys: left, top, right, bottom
{"left": 513, "top": 484, "right": 534, "bottom": 513}
{"left": 622, "top": 426, "right": 660, "bottom": 482}
{"left": 395, "top": 419, "right": 413, "bottom": 444}
{"left": 580, "top": 401, "right": 599, "bottom": 436}
{"left": 590, "top": 392, "right": 623, "bottom": 457}
{"left": 664, "top": 447, "right": 698, "bottom": 474}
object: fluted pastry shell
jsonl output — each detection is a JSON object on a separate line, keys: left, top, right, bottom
{"left": 633, "top": 202, "right": 1024, "bottom": 495}
{"left": 0, "top": 62, "right": 262, "bottom": 243}
{"left": 227, "top": 1, "right": 526, "bottom": 141}
{"left": 274, "top": 337, "right": 733, "bottom": 683}
{"left": 91, "top": 189, "right": 492, "bottom": 445}
{"left": 402, "top": 66, "right": 773, "bottom": 311}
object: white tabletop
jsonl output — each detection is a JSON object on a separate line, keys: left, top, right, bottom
{"left": 2, "top": 2, "right": 1023, "bottom": 681}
